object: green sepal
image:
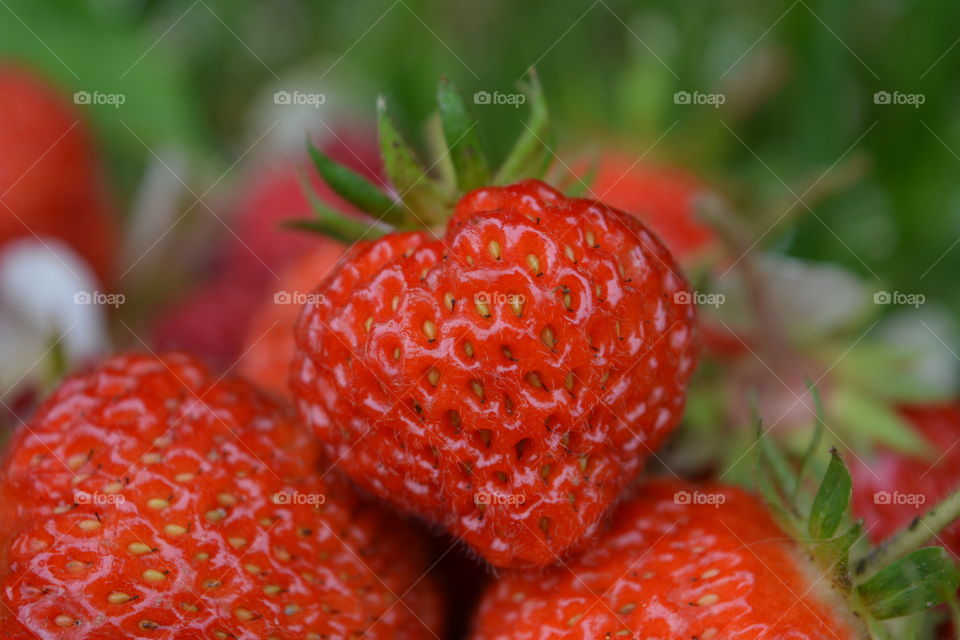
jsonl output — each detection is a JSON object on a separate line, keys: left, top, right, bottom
{"left": 754, "top": 420, "right": 797, "bottom": 526}
{"left": 808, "top": 447, "right": 852, "bottom": 540}
{"left": 377, "top": 96, "right": 453, "bottom": 227}
{"left": 812, "top": 521, "right": 863, "bottom": 583}
{"left": 857, "top": 547, "right": 960, "bottom": 619}
{"left": 306, "top": 139, "right": 399, "bottom": 223}
{"left": 494, "top": 69, "right": 552, "bottom": 185}
{"left": 793, "top": 381, "right": 825, "bottom": 501}
{"left": 437, "top": 76, "right": 490, "bottom": 192}
{"left": 564, "top": 153, "right": 599, "bottom": 198}
{"left": 831, "top": 387, "right": 933, "bottom": 457}
{"left": 288, "top": 170, "right": 387, "bottom": 244}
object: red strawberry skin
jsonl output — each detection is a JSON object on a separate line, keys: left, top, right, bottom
{"left": 470, "top": 479, "right": 860, "bottom": 640}
{"left": 0, "top": 352, "right": 442, "bottom": 640}
{"left": 578, "top": 153, "right": 715, "bottom": 263}
{"left": 850, "top": 403, "right": 960, "bottom": 549}
{"left": 292, "top": 179, "right": 698, "bottom": 568}
{"left": 0, "top": 64, "right": 116, "bottom": 283}
{"left": 239, "top": 244, "right": 345, "bottom": 398}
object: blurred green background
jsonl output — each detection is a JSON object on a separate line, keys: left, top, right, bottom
{"left": 2, "top": 0, "right": 958, "bottom": 312}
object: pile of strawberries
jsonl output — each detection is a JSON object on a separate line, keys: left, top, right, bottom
{"left": 2, "top": 66, "right": 960, "bottom": 640}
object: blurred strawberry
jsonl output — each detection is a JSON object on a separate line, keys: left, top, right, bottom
{"left": 151, "top": 130, "right": 378, "bottom": 367}
{"left": 573, "top": 152, "right": 716, "bottom": 264}
{"left": 238, "top": 243, "right": 345, "bottom": 398}
{"left": 850, "top": 403, "right": 960, "bottom": 551}
{"left": 0, "top": 63, "right": 117, "bottom": 284}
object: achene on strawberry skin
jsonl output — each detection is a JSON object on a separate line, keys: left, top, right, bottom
{"left": 0, "top": 352, "right": 443, "bottom": 640}
{"left": 291, "top": 178, "right": 698, "bottom": 568}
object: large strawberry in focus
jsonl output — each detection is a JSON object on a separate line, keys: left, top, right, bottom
{"left": 850, "top": 403, "right": 960, "bottom": 552}
{"left": 239, "top": 244, "right": 345, "bottom": 398}
{"left": 0, "top": 352, "right": 442, "bottom": 640}
{"left": 470, "top": 431, "right": 960, "bottom": 639}
{"left": 573, "top": 152, "right": 716, "bottom": 264}
{"left": 0, "top": 63, "right": 117, "bottom": 283}
{"left": 289, "top": 75, "right": 698, "bottom": 568}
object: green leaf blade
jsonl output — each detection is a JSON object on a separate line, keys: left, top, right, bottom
{"left": 306, "top": 140, "right": 397, "bottom": 222}
{"left": 857, "top": 547, "right": 960, "bottom": 619}
{"left": 437, "top": 76, "right": 489, "bottom": 192}
{"left": 808, "top": 448, "right": 852, "bottom": 540}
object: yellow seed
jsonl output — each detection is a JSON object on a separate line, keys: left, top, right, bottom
{"left": 585, "top": 230, "right": 596, "bottom": 247}
{"left": 147, "top": 498, "right": 169, "bottom": 510}
{"left": 79, "top": 519, "right": 101, "bottom": 531}
{"left": 392, "top": 347, "right": 401, "bottom": 361}
{"left": 30, "top": 539, "right": 48, "bottom": 551}
{"left": 244, "top": 564, "right": 261, "bottom": 575}
{"left": 228, "top": 537, "right": 247, "bottom": 549}
{"left": 217, "top": 493, "right": 237, "bottom": 506}
{"left": 364, "top": 316, "right": 373, "bottom": 332}
{"left": 466, "top": 255, "right": 474, "bottom": 266}
{"left": 565, "top": 372, "right": 574, "bottom": 392}
{"left": 214, "top": 632, "right": 228, "bottom": 639}
{"left": 526, "top": 254, "right": 540, "bottom": 274}
{"left": 701, "top": 569, "right": 719, "bottom": 579}
{"left": 422, "top": 320, "right": 437, "bottom": 341}
{"left": 107, "top": 592, "right": 132, "bottom": 604}
{"left": 102, "top": 482, "right": 123, "bottom": 494}
{"left": 203, "top": 580, "right": 221, "bottom": 589}
{"left": 180, "top": 602, "right": 198, "bottom": 613}
{"left": 474, "top": 298, "right": 491, "bottom": 317}
{"left": 263, "top": 584, "right": 282, "bottom": 596}
{"left": 205, "top": 509, "right": 226, "bottom": 523}
{"left": 540, "top": 326, "right": 555, "bottom": 350}
{"left": 564, "top": 245, "right": 575, "bottom": 261}
{"left": 427, "top": 367, "right": 440, "bottom": 386}
{"left": 235, "top": 608, "right": 255, "bottom": 621}
{"left": 562, "top": 291, "right": 572, "bottom": 310}
{"left": 479, "top": 429, "right": 492, "bottom": 447}
{"left": 142, "top": 569, "right": 165, "bottom": 582}
{"left": 702, "top": 628, "right": 718, "bottom": 639}
{"left": 54, "top": 615, "right": 74, "bottom": 627}
{"left": 164, "top": 524, "right": 187, "bottom": 537}
{"left": 488, "top": 240, "right": 501, "bottom": 259}
{"left": 510, "top": 296, "right": 523, "bottom": 318}
{"left": 470, "top": 380, "right": 485, "bottom": 400}
{"left": 139, "top": 619, "right": 160, "bottom": 631}
{"left": 443, "top": 292, "right": 455, "bottom": 311}
{"left": 66, "top": 560, "right": 86, "bottom": 572}
{"left": 464, "top": 341, "right": 474, "bottom": 358}
{"left": 391, "top": 295, "right": 400, "bottom": 312}
{"left": 53, "top": 505, "right": 71, "bottom": 514}
{"left": 128, "top": 542, "right": 152, "bottom": 555}
{"left": 67, "top": 453, "right": 88, "bottom": 470}
{"left": 502, "top": 346, "right": 514, "bottom": 360}
{"left": 72, "top": 473, "right": 89, "bottom": 485}
{"left": 697, "top": 593, "right": 719, "bottom": 606}
{"left": 194, "top": 552, "right": 210, "bottom": 562}
{"left": 525, "top": 372, "right": 545, "bottom": 390}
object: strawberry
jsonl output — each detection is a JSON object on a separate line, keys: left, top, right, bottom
{"left": 288, "top": 75, "right": 698, "bottom": 568}
{"left": 151, "top": 129, "right": 376, "bottom": 367}
{"left": 572, "top": 152, "right": 716, "bottom": 264}
{"left": 469, "top": 421, "right": 960, "bottom": 640}
{"left": 0, "top": 63, "right": 117, "bottom": 284}
{"left": 850, "top": 403, "right": 960, "bottom": 549}
{"left": 239, "top": 244, "right": 345, "bottom": 398}
{"left": 0, "top": 352, "right": 443, "bottom": 639}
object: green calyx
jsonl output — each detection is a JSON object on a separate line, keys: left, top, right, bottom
{"left": 295, "top": 70, "right": 552, "bottom": 243}
{"left": 754, "top": 384, "right": 960, "bottom": 638}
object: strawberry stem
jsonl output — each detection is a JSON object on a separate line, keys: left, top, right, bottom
{"left": 854, "top": 483, "right": 960, "bottom": 579}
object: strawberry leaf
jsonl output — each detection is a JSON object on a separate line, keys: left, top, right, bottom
{"left": 377, "top": 96, "right": 453, "bottom": 227}
{"left": 494, "top": 69, "right": 552, "bottom": 185}
{"left": 437, "top": 76, "right": 490, "bottom": 192}
{"left": 808, "top": 447, "right": 851, "bottom": 539}
{"left": 306, "top": 139, "right": 398, "bottom": 223}
{"left": 857, "top": 547, "right": 960, "bottom": 619}
{"left": 288, "top": 170, "right": 387, "bottom": 243}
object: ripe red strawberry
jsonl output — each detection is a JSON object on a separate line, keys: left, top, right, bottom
{"left": 850, "top": 403, "right": 960, "bottom": 549}
{"left": 0, "top": 352, "right": 442, "bottom": 639}
{"left": 470, "top": 479, "right": 864, "bottom": 640}
{"left": 239, "top": 244, "right": 345, "bottom": 398}
{"left": 573, "top": 152, "right": 716, "bottom": 264}
{"left": 0, "top": 64, "right": 117, "bottom": 283}
{"left": 289, "top": 77, "right": 698, "bottom": 568}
